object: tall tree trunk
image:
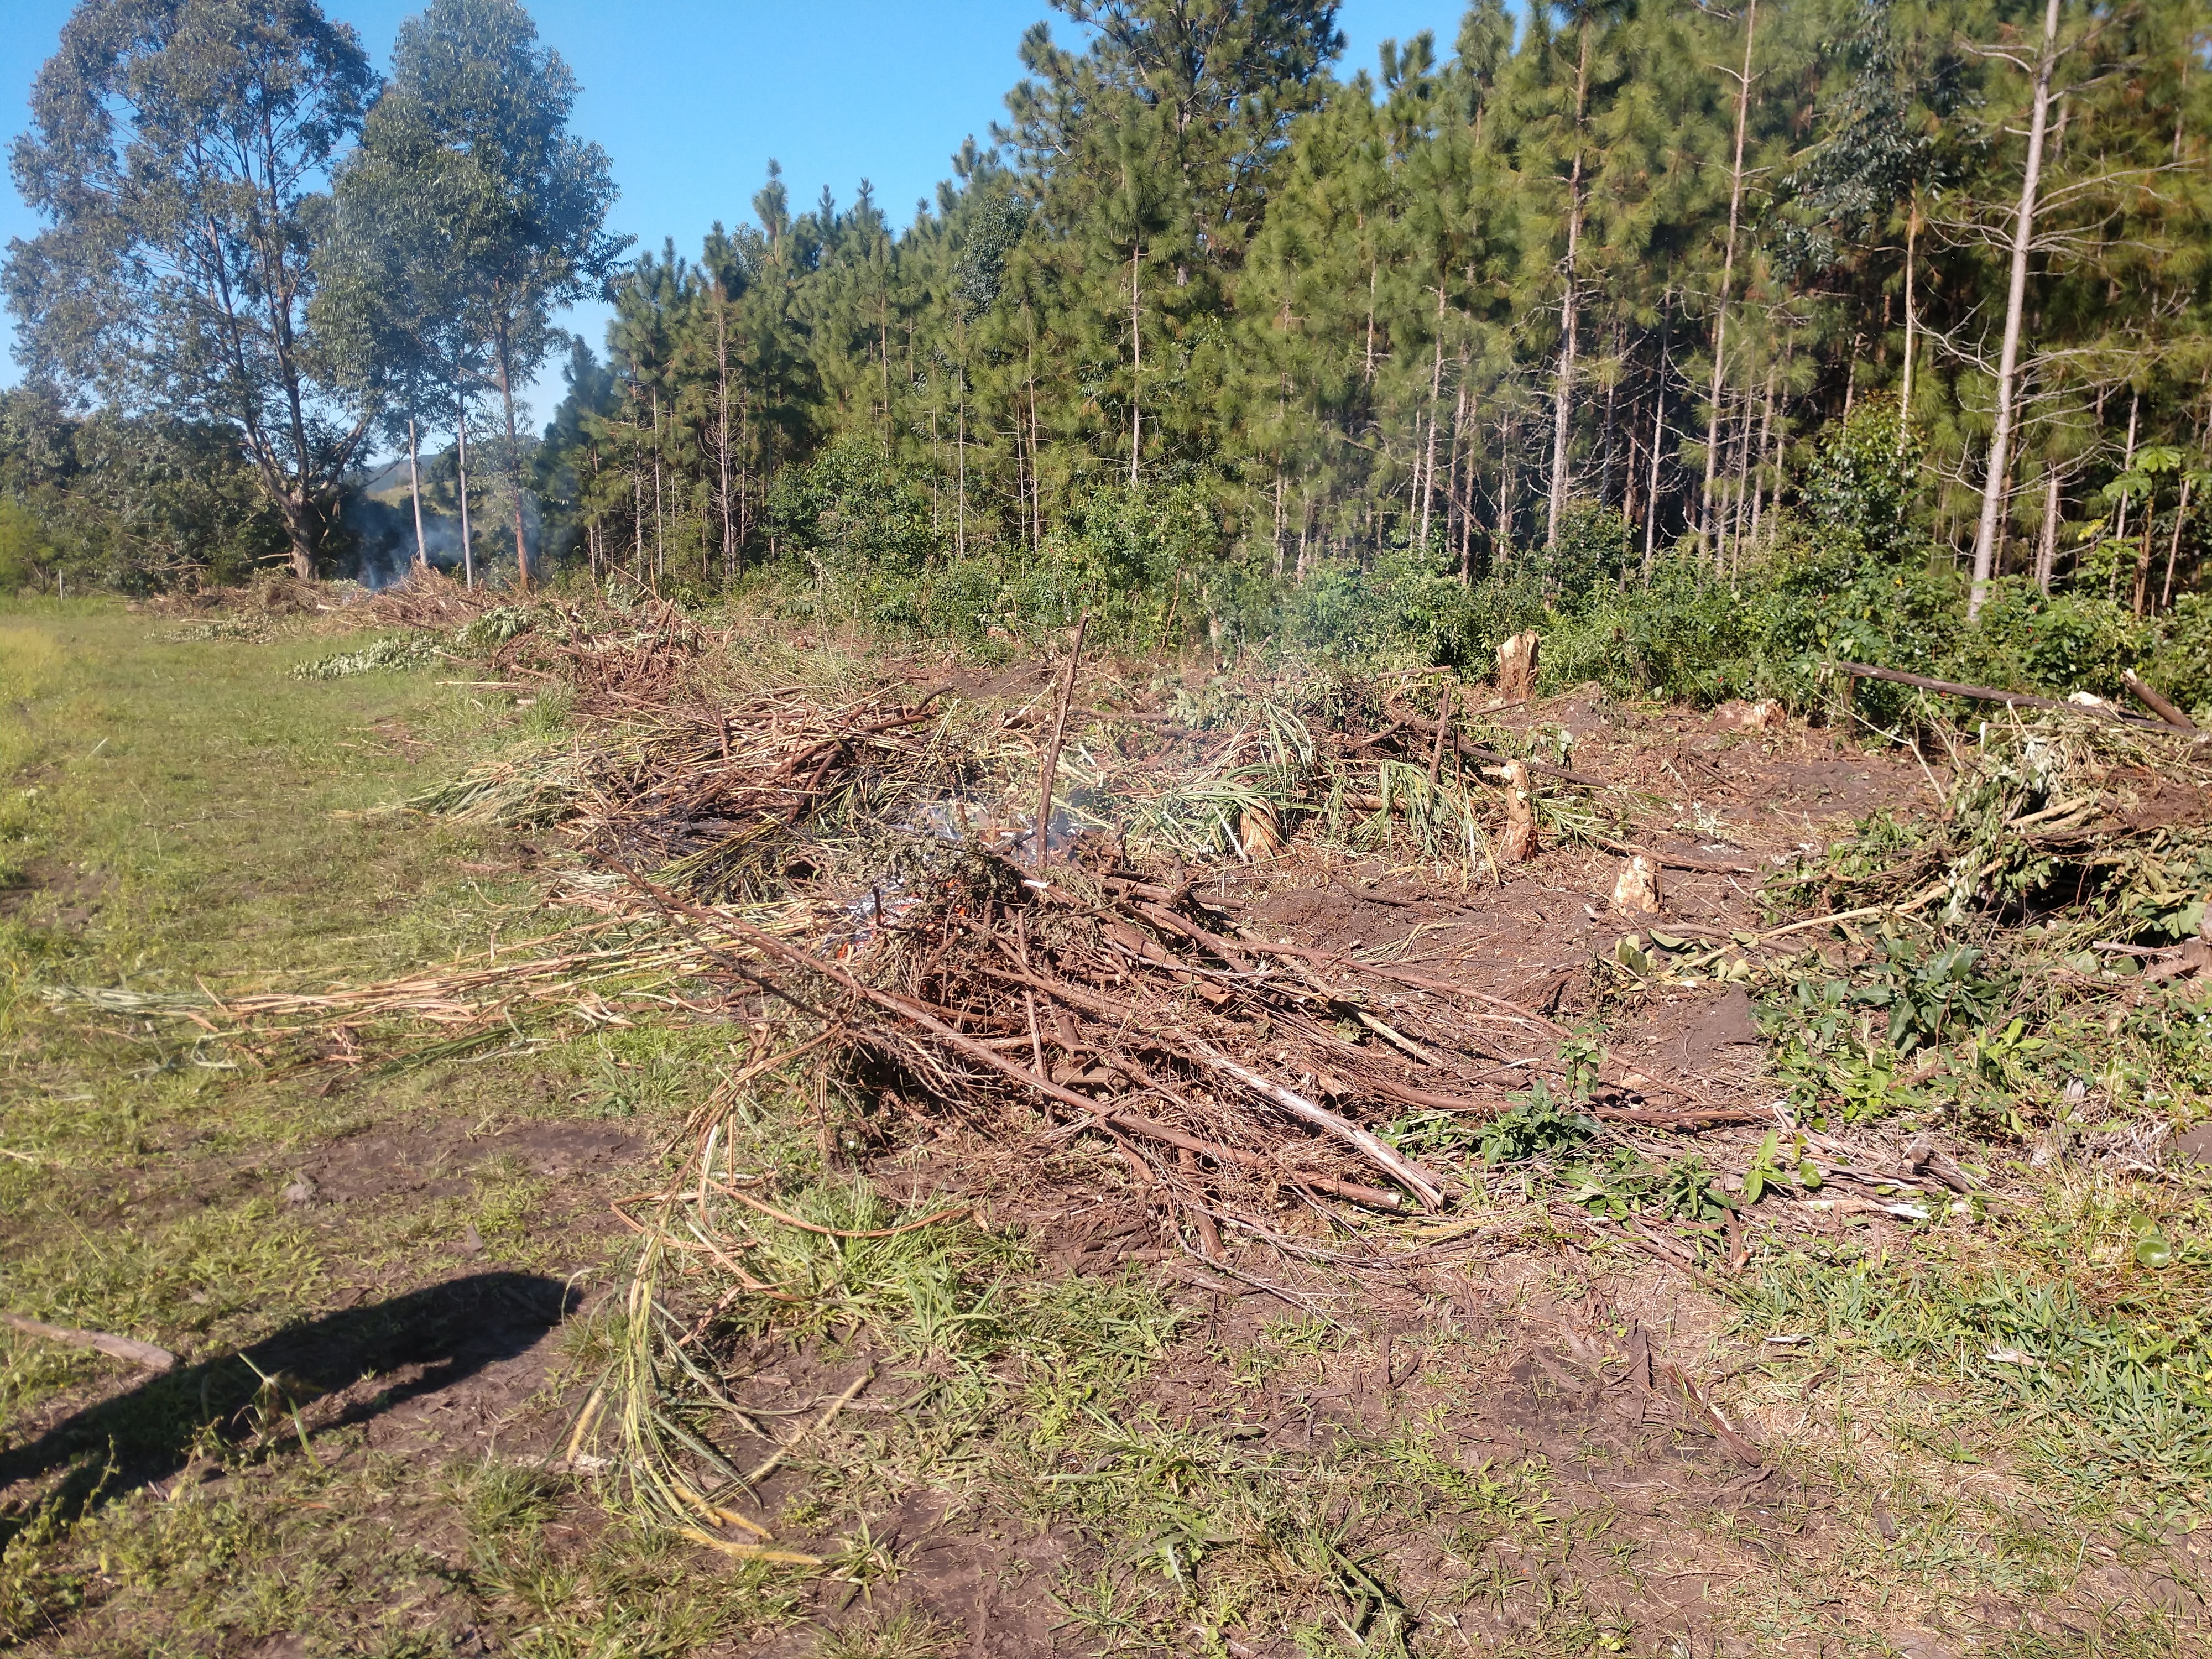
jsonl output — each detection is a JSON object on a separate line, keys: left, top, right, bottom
{"left": 2035, "top": 463, "right": 2062, "bottom": 591}
{"left": 956, "top": 310, "right": 968, "bottom": 557}
{"left": 651, "top": 385, "right": 665, "bottom": 586}
{"left": 495, "top": 322, "right": 530, "bottom": 590}
{"left": 1600, "top": 330, "right": 1620, "bottom": 509}
{"left": 1728, "top": 387, "right": 1754, "bottom": 572}
{"left": 1644, "top": 382, "right": 1665, "bottom": 577}
{"left": 1419, "top": 284, "right": 1447, "bottom": 550}
{"left": 1500, "top": 411, "right": 1517, "bottom": 564}
{"left": 1364, "top": 262, "right": 1378, "bottom": 384}
{"left": 1547, "top": 20, "right": 1593, "bottom": 549}
{"left": 717, "top": 292, "right": 737, "bottom": 586}
{"left": 2131, "top": 498, "right": 2158, "bottom": 616}
{"left": 1646, "top": 307, "right": 1671, "bottom": 576}
{"left": 406, "top": 417, "right": 427, "bottom": 572}
{"left": 1748, "top": 362, "right": 1779, "bottom": 555}
{"left": 1272, "top": 465, "right": 1286, "bottom": 578}
{"left": 1448, "top": 373, "right": 1470, "bottom": 584}
{"left": 1130, "top": 242, "right": 1143, "bottom": 489}
{"left": 630, "top": 410, "right": 645, "bottom": 582}
{"left": 1899, "top": 196, "right": 1919, "bottom": 451}
{"left": 455, "top": 383, "right": 475, "bottom": 591}
{"left": 1702, "top": 0, "right": 1759, "bottom": 561}
{"left": 738, "top": 363, "right": 753, "bottom": 553}
{"left": 2114, "top": 389, "right": 2141, "bottom": 541}
{"left": 1969, "top": 0, "right": 2064, "bottom": 619}
{"left": 2161, "top": 474, "right": 2193, "bottom": 610}
{"left": 1624, "top": 394, "right": 1642, "bottom": 536}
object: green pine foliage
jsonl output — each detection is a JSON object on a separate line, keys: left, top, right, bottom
{"left": 507, "top": 0, "right": 2209, "bottom": 708}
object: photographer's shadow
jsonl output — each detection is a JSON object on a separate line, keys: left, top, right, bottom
{"left": 0, "top": 1271, "right": 577, "bottom": 1535}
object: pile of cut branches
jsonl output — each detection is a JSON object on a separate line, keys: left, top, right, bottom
{"left": 1770, "top": 712, "right": 2212, "bottom": 966}
{"left": 625, "top": 837, "right": 1761, "bottom": 1227}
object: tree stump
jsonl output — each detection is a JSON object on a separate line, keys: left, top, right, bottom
{"left": 1496, "top": 631, "right": 1541, "bottom": 702}
{"left": 1497, "top": 760, "right": 1537, "bottom": 864}
{"left": 1611, "top": 852, "right": 1663, "bottom": 914}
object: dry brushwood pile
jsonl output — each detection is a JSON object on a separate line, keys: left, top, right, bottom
{"left": 269, "top": 605, "right": 1842, "bottom": 1215}
{"left": 72, "top": 586, "right": 2212, "bottom": 1235}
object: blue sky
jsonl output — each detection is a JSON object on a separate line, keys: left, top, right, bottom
{"left": 3, "top": 1, "right": 1480, "bottom": 425}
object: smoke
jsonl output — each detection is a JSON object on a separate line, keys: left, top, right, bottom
{"left": 341, "top": 457, "right": 545, "bottom": 588}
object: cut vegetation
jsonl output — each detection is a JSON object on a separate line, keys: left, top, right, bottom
{"left": 3, "top": 583, "right": 2206, "bottom": 1657}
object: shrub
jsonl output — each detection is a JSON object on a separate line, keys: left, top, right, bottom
{"left": 2146, "top": 593, "right": 2212, "bottom": 722}
{"left": 769, "top": 439, "right": 937, "bottom": 582}
{"left": 1545, "top": 555, "right": 1755, "bottom": 705}
{"left": 1799, "top": 392, "right": 1921, "bottom": 557}
{"left": 1954, "top": 582, "right": 2147, "bottom": 700}
{"left": 0, "top": 498, "right": 47, "bottom": 590}
{"left": 1279, "top": 543, "right": 1512, "bottom": 669}
{"left": 1532, "top": 503, "right": 1634, "bottom": 614}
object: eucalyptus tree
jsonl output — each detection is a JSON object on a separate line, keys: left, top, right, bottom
{"left": 6, "top": 0, "right": 377, "bottom": 577}
{"left": 319, "top": 65, "right": 494, "bottom": 576}
{"left": 378, "top": 0, "right": 625, "bottom": 587}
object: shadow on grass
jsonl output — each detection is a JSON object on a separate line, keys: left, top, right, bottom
{"left": 0, "top": 1270, "right": 575, "bottom": 1539}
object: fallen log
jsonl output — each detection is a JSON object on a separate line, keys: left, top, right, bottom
{"left": 2122, "top": 668, "right": 2197, "bottom": 732}
{"left": 1834, "top": 662, "right": 2180, "bottom": 733}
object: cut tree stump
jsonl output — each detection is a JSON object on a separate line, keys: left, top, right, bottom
{"left": 1496, "top": 632, "right": 1541, "bottom": 702}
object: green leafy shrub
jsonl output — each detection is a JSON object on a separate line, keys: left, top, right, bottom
{"left": 2146, "top": 593, "right": 2212, "bottom": 722}
{"left": 1798, "top": 393, "right": 1921, "bottom": 557}
{"left": 1531, "top": 503, "right": 1634, "bottom": 613}
{"left": 0, "top": 497, "right": 48, "bottom": 589}
{"left": 1278, "top": 542, "right": 1540, "bottom": 670}
{"left": 770, "top": 438, "right": 937, "bottom": 582}
{"left": 1543, "top": 555, "right": 1755, "bottom": 705}
{"left": 1478, "top": 1083, "right": 1600, "bottom": 1164}
{"left": 1953, "top": 582, "right": 2146, "bottom": 700}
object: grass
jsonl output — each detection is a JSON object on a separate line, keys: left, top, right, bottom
{"left": 0, "top": 599, "right": 707, "bottom": 1653}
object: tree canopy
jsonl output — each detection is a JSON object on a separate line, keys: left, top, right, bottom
{"left": 536, "top": 0, "right": 2209, "bottom": 633}
{"left": 7, "top": 0, "right": 378, "bottom": 575}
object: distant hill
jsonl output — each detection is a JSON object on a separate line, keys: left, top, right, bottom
{"left": 359, "top": 458, "right": 414, "bottom": 507}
